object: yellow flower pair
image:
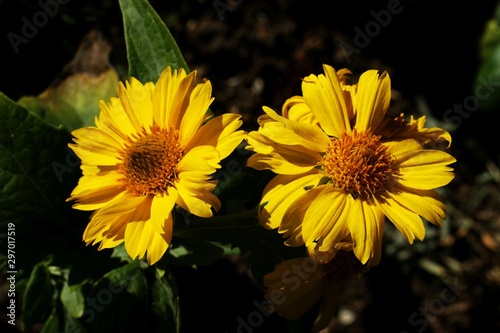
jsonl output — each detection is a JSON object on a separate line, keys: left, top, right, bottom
{"left": 67, "top": 65, "right": 455, "bottom": 275}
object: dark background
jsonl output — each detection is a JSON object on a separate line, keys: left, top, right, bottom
{"left": 1, "top": 1, "right": 497, "bottom": 120}
{"left": 1, "top": 1, "right": 500, "bottom": 332}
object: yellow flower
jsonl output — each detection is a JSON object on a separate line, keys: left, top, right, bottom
{"left": 67, "top": 67, "right": 245, "bottom": 265}
{"left": 246, "top": 64, "right": 456, "bottom": 266}
{"left": 263, "top": 248, "right": 367, "bottom": 331}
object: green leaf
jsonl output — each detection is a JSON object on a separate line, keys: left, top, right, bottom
{"left": 148, "top": 267, "right": 181, "bottom": 333}
{"left": 86, "top": 260, "right": 149, "bottom": 333}
{"left": 60, "top": 281, "right": 85, "bottom": 318}
{"left": 118, "top": 0, "right": 190, "bottom": 83}
{"left": 22, "top": 262, "right": 56, "bottom": 327}
{"left": 41, "top": 297, "right": 89, "bottom": 333}
{"left": 40, "top": 307, "right": 60, "bottom": 333}
{"left": 0, "top": 91, "right": 86, "bottom": 277}
{"left": 478, "top": 1, "right": 500, "bottom": 61}
{"left": 17, "top": 68, "right": 119, "bottom": 132}
{"left": 474, "top": 1, "right": 500, "bottom": 113}
{"left": 474, "top": 44, "right": 500, "bottom": 113}
{"left": 168, "top": 238, "right": 225, "bottom": 267}
{"left": 111, "top": 243, "right": 133, "bottom": 263}
{"left": 172, "top": 206, "right": 304, "bottom": 287}
{"left": 16, "top": 29, "right": 120, "bottom": 132}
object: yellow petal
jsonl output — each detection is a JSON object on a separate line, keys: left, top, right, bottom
{"left": 105, "top": 195, "right": 170, "bottom": 265}
{"left": 178, "top": 145, "right": 220, "bottom": 173}
{"left": 98, "top": 235, "right": 125, "bottom": 250}
{"left": 91, "top": 194, "right": 148, "bottom": 221}
{"left": 302, "top": 186, "right": 349, "bottom": 248}
{"left": 301, "top": 64, "right": 351, "bottom": 137}
{"left": 245, "top": 129, "right": 320, "bottom": 174}
{"left": 150, "top": 190, "right": 178, "bottom": 234}
{"left": 98, "top": 220, "right": 127, "bottom": 250}
{"left": 146, "top": 219, "right": 172, "bottom": 265}
{"left": 245, "top": 130, "right": 322, "bottom": 165}
{"left": 282, "top": 95, "right": 318, "bottom": 125}
{"left": 175, "top": 182, "right": 216, "bottom": 217}
{"left": 70, "top": 170, "right": 122, "bottom": 195}
{"left": 175, "top": 148, "right": 221, "bottom": 216}
{"left": 83, "top": 198, "right": 136, "bottom": 245}
{"left": 83, "top": 217, "right": 110, "bottom": 246}
{"left": 117, "top": 79, "right": 152, "bottom": 131}
{"left": 317, "top": 199, "right": 352, "bottom": 253}
{"left": 262, "top": 106, "right": 330, "bottom": 151}
{"left": 179, "top": 80, "right": 214, "bottom": 147}
{"left": 376, "top": 195, "right": 425, "bottom": 243}
{"left": 397, "top": 147, "right": 456, "bottom": 168}
{"left": 396, "top": 150, "right": 456, "bottom": 189}
{"left": 153, "top": 67, "right": 188, "bottom": 127}
{"left": 115, "top": 82, "right": 146, "bottom": 132}
{"left": 246, "top": 151, "right": 318, "bottom": 175}
{"left": 80, "top": 164, "right": 101, "bottom": 177}
{"left": 347, "top": 199, "right": 384, "bottom": 266}
{"left": 385, "top": 186, "right": 446, "bottom": 226}
{"left": 259, "top": 171, "right": 324, "bottom": 230}
{"left": 280, "top": 185, "right": 326, "bottom": 246}
{"left": 71, "top": 127, "right": 123, "bottom": 151}
{"left": 384, "top": 138, "right": 422, "bottom": 156}
{"left": 123, "top": 197, "right": 154, "bottom": 260}
{"left": 69, "top": 143, "right": 120, "bottom": 166}
{"left": 185, "top": 113, "right": 244, "bottom": 159}
{"left": 410, "top": 116, "right": 452, "bottom": 148}
{"left": 177, "top": 170, "right": 218, "bottom": 191}
{"left": 69, "top": 176, "right": 125, "bottom": 211}
{"left": 97, "top": 98, "right": 137, "bottom": 140}
{"left": 124, "top": 220, "right": 150, "bottom": 261}
{"left": 354, "top": 69, "right": 391, "bottom": 131}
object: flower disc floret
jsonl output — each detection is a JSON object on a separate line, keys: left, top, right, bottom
{"left": 119, "top": 125, "right": 184, "bottom": 196}
{"left": 321, "top": 129, "right": 394, "bottom": 200}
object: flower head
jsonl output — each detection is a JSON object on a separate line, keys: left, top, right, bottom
{"left": 246, "top": 64, "right": 456, "bottom": 266}
{"left": 263, "top": 247, "right": 367, "bottom": 331}
{"left": 68, "top": 67, "right": 245, "bottom": 265}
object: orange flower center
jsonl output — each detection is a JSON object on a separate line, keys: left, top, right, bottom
{"left": 321, "top": 129, "right": 394, "bottom": 199}
{"left": 118, "top": 125, "right": 184, "bottom": 196}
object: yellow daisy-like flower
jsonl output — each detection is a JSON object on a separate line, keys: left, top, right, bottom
{"left": 263, "top": 247, "right": 367, "bottom": 331}
{"left": 246, "top": 64, "right": 456, "bottom": 266}
{"left": 67, "top": 66, "right": 245, "bottom": 265}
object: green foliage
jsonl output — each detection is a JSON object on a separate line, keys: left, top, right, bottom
{"left": 85, "top": 261, "right": 149, "bottom": 332}
{"left": 60, "top": 281, "right": 85, "bottom": 318}
{"left": 474, "top": 0, "right": 500, "bottom": 113}
{"left": 118, "top": 0, "right": 190, "bottom": 82}
{"left": 147, "top": 267, "right": 181, "bottom": 333}
{"left": 22, "top": 262, "right": 56, "bottom": 327}
{"left": 0, "top": 91, "right": 82, "bottom": 276}
{"left": 16, "top": 68, "right": 119, "bottom": 132}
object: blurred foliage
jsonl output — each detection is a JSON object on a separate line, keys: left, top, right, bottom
{"left": 17, "top": 30, "right": 119, "bottom": 132}
{"left": 474, "top": 0, "right": 500, "bottom": 113}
